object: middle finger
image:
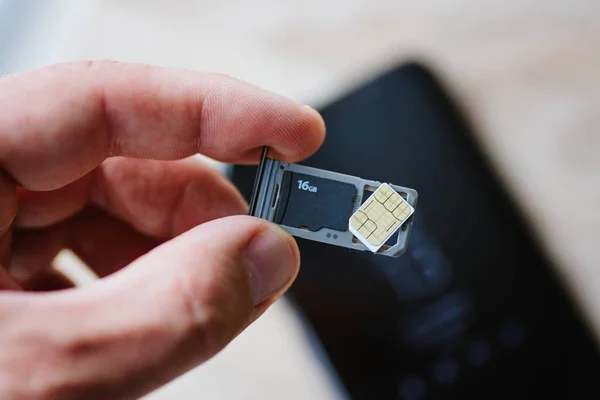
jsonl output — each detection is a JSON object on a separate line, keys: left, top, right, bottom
{"left": 15, "top": 156, "right": 247, "bottom": 237}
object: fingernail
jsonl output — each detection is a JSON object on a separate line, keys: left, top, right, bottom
{"left": 244, "top": 226, "right": 297, "bottom": 306}
{"left": 303, "top": 104, "right": 320, "bottom": 114}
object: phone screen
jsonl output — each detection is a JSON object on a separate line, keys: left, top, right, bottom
{"left": 231, "top": 63, "right": 600, "bottom": 399}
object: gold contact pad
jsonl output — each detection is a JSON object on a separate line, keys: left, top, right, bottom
{"left": 349, "top": 184, "right": 413, "bottom": 249}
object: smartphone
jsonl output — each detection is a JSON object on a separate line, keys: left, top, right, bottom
{"left": 231, "top": 62, "right": 600, "bottom": 399}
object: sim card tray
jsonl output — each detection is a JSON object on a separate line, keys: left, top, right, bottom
{"left": 248, "top": 147, "right": 418, "bottom": 257}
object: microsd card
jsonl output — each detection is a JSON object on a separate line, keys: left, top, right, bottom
{"left": 274, "top": 172, "right": 357, "bottom": 232}
{"left": 248, "top": 147, "right": 418, "bottom": 257}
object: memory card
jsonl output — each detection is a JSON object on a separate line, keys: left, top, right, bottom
{"left": 248, "top": 147, "right": 418, "bottom": 257}
{"left": 273, "top": 171, "right": 357, "bottom": 231}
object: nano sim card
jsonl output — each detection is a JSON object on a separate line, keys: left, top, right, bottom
{"left": 349, "top": 183, "right": 414, "bottom": 253}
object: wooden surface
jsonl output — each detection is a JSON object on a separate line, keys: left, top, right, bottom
{"left": 5, "top": 0, "right": 600, "bottom": 398}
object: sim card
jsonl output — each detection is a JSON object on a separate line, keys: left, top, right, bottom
{"left": 349, "top": 183, "right": 415, "bottom": 253}
{"left": 249, "top": 148, "right": 418, "bottom": 257}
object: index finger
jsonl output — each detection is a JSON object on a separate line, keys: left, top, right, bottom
{"left": 0, "top": 61, "right": 325, "bottom": 191}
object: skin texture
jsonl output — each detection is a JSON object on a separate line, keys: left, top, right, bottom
{"left": 0, "top": 61, "right": 326, "bottom": 399}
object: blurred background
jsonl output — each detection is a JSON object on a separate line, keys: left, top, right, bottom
{"left": 1, "top": 1, "right": 599, "bottom": 399}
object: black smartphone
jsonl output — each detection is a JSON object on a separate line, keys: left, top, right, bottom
{"left": 231, "top": 63, "right": 600, "bottom": 399}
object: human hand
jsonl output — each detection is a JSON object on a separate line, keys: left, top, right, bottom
{"left": 0, "top": 61, "right": 325, "bottom": 399}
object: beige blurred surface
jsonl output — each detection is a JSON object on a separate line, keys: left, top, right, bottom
{"left": 5, "top": 0, "right": 600, "bottom": 398}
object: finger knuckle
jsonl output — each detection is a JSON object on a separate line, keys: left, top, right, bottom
{"left": 171, "top": 253, "right": 249, "bottom": 357}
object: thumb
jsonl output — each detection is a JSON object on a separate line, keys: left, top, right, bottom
{"left": 0, "top": 216, "right": 299, "bottom": 399}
